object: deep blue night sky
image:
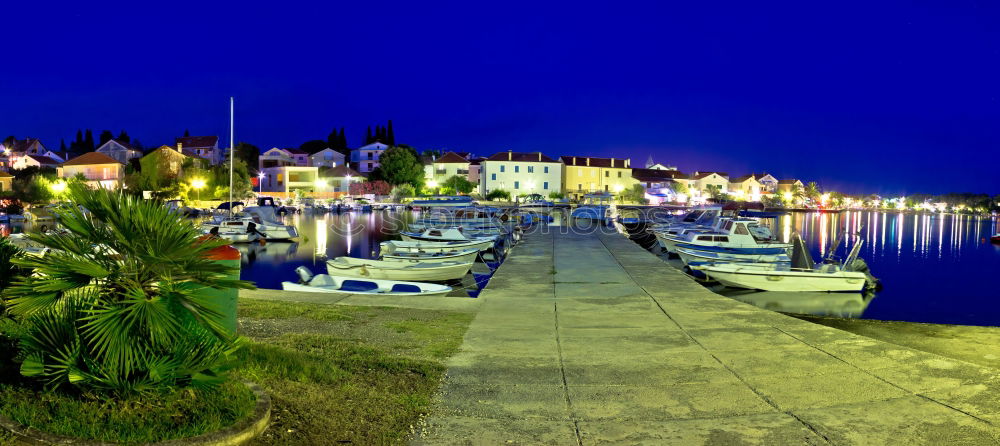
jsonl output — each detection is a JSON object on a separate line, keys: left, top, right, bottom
{"left": 3, "top": 2, "right": 998, "bottom": 195}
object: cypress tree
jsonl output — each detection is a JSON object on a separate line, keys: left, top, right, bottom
{"left": 99, "top": 130, "right": 114, "bottom": 146}
{"left": 327, "top": 128, "right": 339, "bottom": 150}
{"left": 184, "top": 129, "right": 191, "bottom": 137}
{"left": 339, "top": 128, "right": 347, "bottom": 151}
{"left": 117, "top": 130, "right": 130, "bottom": 143}
{"left": 366, "top": 126, "right": 373, "bottom": 144}
{"left": 387, "top": 120, "right": 395, "bottom": 146}
{"left": 60, "top": 139, "right": 67, "bottom": 153}
{"left": 84, "top": 129, "right": 95, "bottom": 152}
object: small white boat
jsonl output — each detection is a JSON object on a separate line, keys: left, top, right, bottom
{"left": 675, "top": 247, "right": 791, "bottom": 267}
{"left": 381, "top": 247, "right": 480, "bottom": 264}
{"left": 202, "top": 206, "right": 298, "bottom": 241}
{"left": 282, "top": 266, "right": 453, "bottom": 296}
{"left": 696, "top": 236, "right": 873, "bottom": 292}
{"left": 381, "top": 239, "right": 496, "bottom": 253}
{"left": 7, "top": 233, "right": 51, "bottom": 257}
{"left": 399, "top": 227, "right": 497, "bottom": 243}
{"left": 326, "top": 256, "right": 473, "bottom": 281}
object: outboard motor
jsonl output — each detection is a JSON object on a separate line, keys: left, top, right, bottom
{"left": 295, "top": 266, "right": 314, "bottom": 284}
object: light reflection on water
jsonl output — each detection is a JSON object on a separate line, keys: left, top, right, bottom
{"left": 731, "top": 211, "right": 1000, "bottom": 326}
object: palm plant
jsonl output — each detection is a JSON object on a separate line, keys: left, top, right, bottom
{"left": 790, "top": 184, "right": 805, "bottom": 204}
{"left": 4, "top": 183, "right": 255, "bottom": 395}
{"left": 804, "top": 182, "right": 821, "bottom": 203}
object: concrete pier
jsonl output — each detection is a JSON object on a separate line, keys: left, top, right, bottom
{"left": 415, "top": 227, "right": 1000, "bottom": 445}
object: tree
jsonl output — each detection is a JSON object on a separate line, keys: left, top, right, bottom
{"left": 389, "top": 184, "right": 415, "bottom": 202}
{"left": 99, "top": 130, "right": 114, "bottom": 146}
{"left": 5, "top": 183, "right": 254, "bottom": 394}
{"left": 485, "top": 189, "right": 511, "bottom": 201}
{"left": 233, "top": 142, "right": 260, "bottom": 170}
{"left": 59, "top": 139, "right": 67, "bottom": 153}
{"left": 443, "top": 175, "right": 474, "bottom": 194}
{"left": 368, "top": 146, "right": 424, "bottom": 189}
{"left": 299, "top": 140, "right": 327, "bottom": 155}
{"left": 704, "top": 184, "right": 726, "bottom": 201}
{"left": 84, "top": 129, "right": 95, "bottom": 152}
{"left": 618, "top": 184, "right": 648, "bottom": 204}
{"left": 672, "top": 181, "right": 689, "bottom": 197}
{"left": 804, "top": 181, "right": 821, "bottom": 203}
{"left": 117, "top": 130, "right": 130, "bottom": 143}
{"left": 365, "top": 126, "right": 373, "bottom": 144}
{"left": 548, "top": 191, "right": 564, "bottom": 200}
{"left": 387, "top": 120, "right": 395, "bottom": 146}
{"left": 790, "top": 183, "right": 805, "bottom": 204}
{"left": 184, "top": 129, "right": 191, "bottom": 137}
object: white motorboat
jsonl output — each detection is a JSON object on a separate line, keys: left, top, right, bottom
{"left": 7, "top": 233, "right": 51, "bottom": 257}
{"left": 381, "top": 239, "right": 496, "bottom": 253}
{"left": 658, "top": 218, "right": 789, "bottom": 256}
{"left": 399, "top": 227, "right": 497, "bottom": 243}
{"left": 695, "top": 236, "right": 873, "bottom": 292}
{"left": 571, "top": 193, "right": 613, "bottom": 222}
{"left": 202, "top": 206, "right": 298, "bottom": 241}
{"left": 282, "top": 266, "right": 453, "bottom": 296}
{"left": 381, "top": 247, "right": 480, "bottom": 264}
{"left": 326, "top": 256, "right": 473, "bottom": 281}
{"left": 675, "top": 247, "right": 791, "bottom": 267}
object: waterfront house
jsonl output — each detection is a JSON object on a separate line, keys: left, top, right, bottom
{"left": 14, "top": 154, "right": 62, "bottom": 170}
{"left": 776, "top": 179, "right": 804, "bottom": 193}
{"left": 310, "top": 148, "right": 345, "bottom": 169}
{"left": 351, "top": 142, "right": 389, "bottom": 173}
{"left": 259, "top": 165, "right": 320, "bottom": 193}
{"left": 631, "top": 168, "right": 689, "bottom": 204}
{"left": 2, "top": 138, "right": 47, "bottom": 170}
{"left": 286, "top": 148, "right": 310, "bottom": 166}
{"left": 691, "top": 171, "right": 730, "bottom": 203}
{"left": 560, "top": 156, "right": 635, "bottom": 200}
{"left": 430, "top": 152, "right": 471, "bottom": 186}
{"left": 318, "top": 165, "right": 365, "bottom": 193}
{"left": 259, "top": 148, "right": 296, "bottom": 170}
{"left": 176, "top": 136, "right": 222, "bottom": 165}
{"left": 58, "top": 152, "right": 124, "bottom": 189}
{"left": 140, "top": 145, "right": 208, "bottom": 179}
{"left": 479, "top": 151, "right": 562, "bottom": 196}
{"left": 0, "top": 171, "right": 12, "bottom": 193}
{"left": 752, "top": 173, "right": 779, "bottom": 193}
{"left": 728, "top": 174, "right": 764, "bottom": 201}
{"left": 95, "top": 139, "right": 142, "bottom": 164}
{"left": 468, "top": 157, "right": 485, "bottom": 185}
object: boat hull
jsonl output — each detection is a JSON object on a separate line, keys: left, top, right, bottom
{"left": 326, "top": 258, "right": 473, "bottom": 281}
{"left": 699, "top": 266, "right": 868, "bottom": 292}
{"left": 383, "top": 239, "right": 496, "bottom": 252}
{"left": 281, "top": 279, "right": 452, "bottom": 296}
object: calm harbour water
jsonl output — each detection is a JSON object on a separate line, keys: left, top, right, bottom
{"left": 718, "top": 211, "right": 1000, "bottom": 327}
{"left": 231, "top": 210, "right": 496, "bottom": 296}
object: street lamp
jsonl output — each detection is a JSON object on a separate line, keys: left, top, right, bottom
{"left": 257, "top": 172, "right": 266, "bottom": 194}
{"left": 191, "top": 179, "right": 206, "bottom": 203}
{"left": 51, "top": 181, "right": 67, "bottom": 194}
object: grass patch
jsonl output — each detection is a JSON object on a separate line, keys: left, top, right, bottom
{"left": 237, "top": 300, "right": 474, "bottom": 445}
{"left": 0, "top": 380, "right": 256, "bottom": 444}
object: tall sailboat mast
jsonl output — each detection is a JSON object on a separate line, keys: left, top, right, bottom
{"left": 229, "top": 97, "right": 234, "bottom": 218}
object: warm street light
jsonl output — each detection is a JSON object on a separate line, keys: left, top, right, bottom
{"left": 257, "top": 172, "right": 266, "bottom": 194}
{"left": 314, "top": 179, "right": 328, "bottom": 190}
{"left": 614, "top": 184, "right": 624, "bottom": 193}
{"left": 191, "top": 179, "right": 206, "bottom": 202}
{"left": 51, "top": 181, "right": 67, "bottom": 193}
{"left": 427, "top": 179, "right": 438, "bottom": 188}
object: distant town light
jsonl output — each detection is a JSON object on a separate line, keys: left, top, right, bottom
{"left": 614, "top": 184, "right": 624, "bottom": 193}
{"left": 315, "top": 179, "right": 328, "bottom": 188}
{"left": 428, "top": 180, "right": 438, "bottom": 188}
{"left": 50, "top": 181, "right": 67, "bottom": 193}
{"left": 782, "top": 191, "right": 793, "bottom": 202}
{"left": 191, "top": 179, "right": 206, "bottom": 190}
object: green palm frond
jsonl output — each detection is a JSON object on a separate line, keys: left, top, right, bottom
{"left": 2, "top": 183, "right": 256, "bottom": 395}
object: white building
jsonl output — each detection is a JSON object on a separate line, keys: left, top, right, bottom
{"left": 176, "top": 136, "right": 222, "bottom": 165}
{"left": 310, "top": 148, "right": 345, "bottom": 168}
{"left": 318, "top": 165, "right": 364, "bottom": 193}
{"left": 259, "top": 166, "right": 320, "bottom": 193}
{"left": 479, "top": 151, "right": 562, "bottom": 196}
{"left": 350, "top": 142, "right": 389, "bottom": 173}
{"left": 96, "top": 139, "right": 142, "bottom": 164}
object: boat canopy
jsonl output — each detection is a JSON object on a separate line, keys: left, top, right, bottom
{"left": 216, "top": 201, "right": 245, "bottom": 210}
{"left": 790, "top": 235, "right": 815, "bottom": 270}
